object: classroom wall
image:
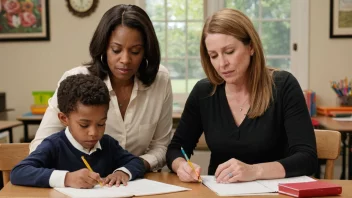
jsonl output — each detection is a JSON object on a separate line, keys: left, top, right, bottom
{"left": 309, "top": 0, "right": 352, "bottom": 106}
{"left": 0, "top": 0, "right": 131, "bottom": 142}
{"left": 1, "top": 0, "right": 352, "bottom": 143}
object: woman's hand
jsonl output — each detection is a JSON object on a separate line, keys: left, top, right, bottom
{"left": 102, "top": 171, "right": 129, "bottom": 187}
{"left": 173, "top": 158, "right": 201, "bottom": 182}
{"left": 214, "top": 158, "right": 261, "bottom": 183}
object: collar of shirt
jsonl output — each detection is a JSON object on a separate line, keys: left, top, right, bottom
{"left": 64, "top": 127, "right": 102, "bottom": 155}
{"left": 103, "top": 74, "right": 150, "bottom": 93}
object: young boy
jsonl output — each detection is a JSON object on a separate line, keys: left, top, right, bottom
{"left": 10, "top": 74, "right": 145, "bottom": 188}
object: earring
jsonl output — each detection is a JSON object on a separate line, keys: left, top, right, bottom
{"left": 100, "top": 55, "right": 104, "bottom": 63}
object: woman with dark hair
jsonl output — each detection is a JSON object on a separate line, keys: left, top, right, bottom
{"left": 30, "top": 4, "right": 173, "bottom": 172}
{"left": 166, "top": 8, "right": 317, "bottom": 183}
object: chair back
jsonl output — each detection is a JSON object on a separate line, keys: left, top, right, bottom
{"left": 315, "top": 130, "right": 341, "bottom": 179}
{"left": 0, "top": 143, "right": 29, "bottom": 184}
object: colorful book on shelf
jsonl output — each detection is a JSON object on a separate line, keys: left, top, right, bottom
{"left": 303, "top": 90, "right": 316, "bottom": 116}
{"left": 278, "top": 180, "right": 342, "bottom": 197}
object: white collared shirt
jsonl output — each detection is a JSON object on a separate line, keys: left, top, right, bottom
{"left": 30, "top": 65, "right": 173, "bottom": 171}
{"left": 49, "top": 127, "right": 132, "bottom": 188}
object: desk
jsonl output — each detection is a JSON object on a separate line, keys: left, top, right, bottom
{"left": 0, "top": 173, "right": 351, "bottom": 198}
{"left": 16, "top": 113, "right": 43, "bottom": 143}
{"left": 314, "top": 116, "right": 352, "bottom": 180}
{"left": 0, "top": 121, "right": 22, "bottom": 143}
{"left": 0, "top": 109, "right": 14, "bottom": 120}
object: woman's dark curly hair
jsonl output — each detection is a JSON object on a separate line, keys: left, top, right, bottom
{"left": 86, "top": 4, "right": 160, "bottom": 87}
{"left": 57, "top": 74, "right": 110, "bottom": 115}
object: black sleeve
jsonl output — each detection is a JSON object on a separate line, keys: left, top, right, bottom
{"left": 10, "top": 139, "right": 56, "bottom": 187}
{"left": 166, "top": 80, "right": 205, "bottom": 171}
{"left": 110, "top": 137, "right": 145, "bottom": 180}
{"left": 276, "top": 72, "right": 318, "bottom": 177}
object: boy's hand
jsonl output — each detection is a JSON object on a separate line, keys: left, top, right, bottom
{"left": 102, "top": 171, "right": 129, "bottom": 187}
{"left": 64, "top": 168, "right": 102, "bottom": 189}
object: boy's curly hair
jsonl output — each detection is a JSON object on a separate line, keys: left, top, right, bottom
{"left": 57, "top": 74, "right": 110, "bottom": 115}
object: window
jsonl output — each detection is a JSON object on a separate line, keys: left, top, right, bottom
{"left": 145, "top": 0, "right": 205, "bottom": 94}
{"left": 224, "top": 0, "right": 291, "bottom": 70}
{"left": 136, "top": 0, "right": 308, "bottom": 100}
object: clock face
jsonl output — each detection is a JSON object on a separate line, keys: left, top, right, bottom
{"left": 69, "top": 0, "right": 94, "bottom": 12}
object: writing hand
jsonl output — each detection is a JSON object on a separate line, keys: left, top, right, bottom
{"left": 64, "top": 168, "right": 102, "bottom": 189}
{"left": 176, "top": 160, "right": 201, "bottom": 182}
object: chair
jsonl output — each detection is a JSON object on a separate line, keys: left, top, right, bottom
{"left": 315, "top": 130, "right": 341, "bottom": 179}
{"left": 0, "top": 143, "right": 29, "bottom": 184}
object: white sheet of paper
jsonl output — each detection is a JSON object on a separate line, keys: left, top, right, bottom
{"left": 333, "top": 116, "right": 352, "bottom": 121}
{"left": 55, "top": 179, "right": 191, "bottom": 198}
{"left": 201, "top": 176, "right": 273, "bottom": 196}
{"left": 201, "top": 175, "right": 316, "bottom": 196}
{"left": 55, "top": 185, "right": 132, "bottom": 198}
{"left": 257, "top": 176, "right": 316, "bottom": 192}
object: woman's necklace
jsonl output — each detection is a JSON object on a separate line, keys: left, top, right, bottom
{"left": 225, "top": 85, "right": 249, "bottom": 113}
{"left": 118, "top": 89, "right": 128, "bottom": 107}
{"left": 239, "top": 98, "right": 249, "bottom": 112}
{"left": 116, "top": 83, "right": 133, "bottom": 108}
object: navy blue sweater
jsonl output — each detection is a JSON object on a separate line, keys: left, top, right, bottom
{"left": 10, "top": 130, "right": 145, "bottom": 187}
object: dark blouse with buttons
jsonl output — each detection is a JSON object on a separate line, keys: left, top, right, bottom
{"left": 166, "top": 70, "right": 317, "bottom": 177}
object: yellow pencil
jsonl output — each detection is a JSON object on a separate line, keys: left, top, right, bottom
{"left": 81, "top": 156, "right": 103, "bottom": 186}
{"left": 180, "top": 147, "right": 202, "bottom": 182}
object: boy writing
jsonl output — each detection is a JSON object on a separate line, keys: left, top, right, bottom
{"left": 11, "top": 74, "right": 145, "bottom": 188}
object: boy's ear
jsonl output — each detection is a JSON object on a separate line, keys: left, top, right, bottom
{"left": 58, "top": 112, "right": 69, "bottom": 126}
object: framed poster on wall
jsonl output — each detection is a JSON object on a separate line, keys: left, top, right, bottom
{"left": 0, "top": 0, "right": 49, "bottom": 41}
{"left": 330, "top": 0, "right": 352, "bottom": 38}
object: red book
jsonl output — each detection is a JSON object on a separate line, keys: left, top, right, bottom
{"left": 278, "top": 181, "right": 342, "bottom": 197}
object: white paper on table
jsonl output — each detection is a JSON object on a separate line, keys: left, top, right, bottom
{"left": 55, "top": 178, "right": 191, "bottom": 198}
{"left": 201, "top": 175, "right": 315, "bottom": 196}
{"left": 333, "top": 116, "right": 352, "bottom": 121}
{"left": 257, "top": 176, "right": 316, "bottom": 192}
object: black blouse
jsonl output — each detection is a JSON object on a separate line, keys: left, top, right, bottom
{"left": 166, "top": 70, "right": 317, "bottom": 177}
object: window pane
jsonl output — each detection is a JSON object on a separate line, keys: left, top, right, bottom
{"left": 153, "top": 22, "right": 166, "bottom": 57}
{"left": 146, "top": 0, "right": 165, "bottom": 20}
{"left": 166, "top": 59, "right": 187, "bottom": 93}
{"left": 261, "top": 21, "right": 290, "bottom": 55}
{"left": 167, "top": 22, "right": 186, "bottom": 58}
{"left": 225, "top": 0, "right": 259, "bottom": 19}
{"left": 262, "top": 0, "right": 290, "bottom": 19}
{"left": 188, "top": 59, "right": 205, "bottom": 92}
{"left": 167, "top": 0, "right": 186, "bottom": 20}
{"left": 187, "top": 22, "right": 202, "bottom": 56}
{"left": 266, "top": 58, "right": 290, "bottom": 70}
{"left": 188, "top": 0, "right": 203, "bottom": 20}
{"left": 252, "top": 20, "right": 259, "bottom": 33}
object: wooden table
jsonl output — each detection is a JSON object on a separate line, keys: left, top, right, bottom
{"left": 314, "top": 116, "right": 352, "bottom": 180}
{"left": 0, "top": 121, "right": 22, "bottom": 143}
{"left": 16, "top": 113, "right": 43, "bottom": 142}
{"left": 0, "top": 109, "right": 14, "bottom": 120}
{"left": 0, "top": 172, "right": 351, "bottom": 198}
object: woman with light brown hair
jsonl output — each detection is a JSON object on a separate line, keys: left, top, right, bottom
{"left": 166, "top": 8, "right": 317, "bottom": 183}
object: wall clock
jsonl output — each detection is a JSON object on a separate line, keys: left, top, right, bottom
{"left": 66, "top": 0, "right": 99, "bottom": 17}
